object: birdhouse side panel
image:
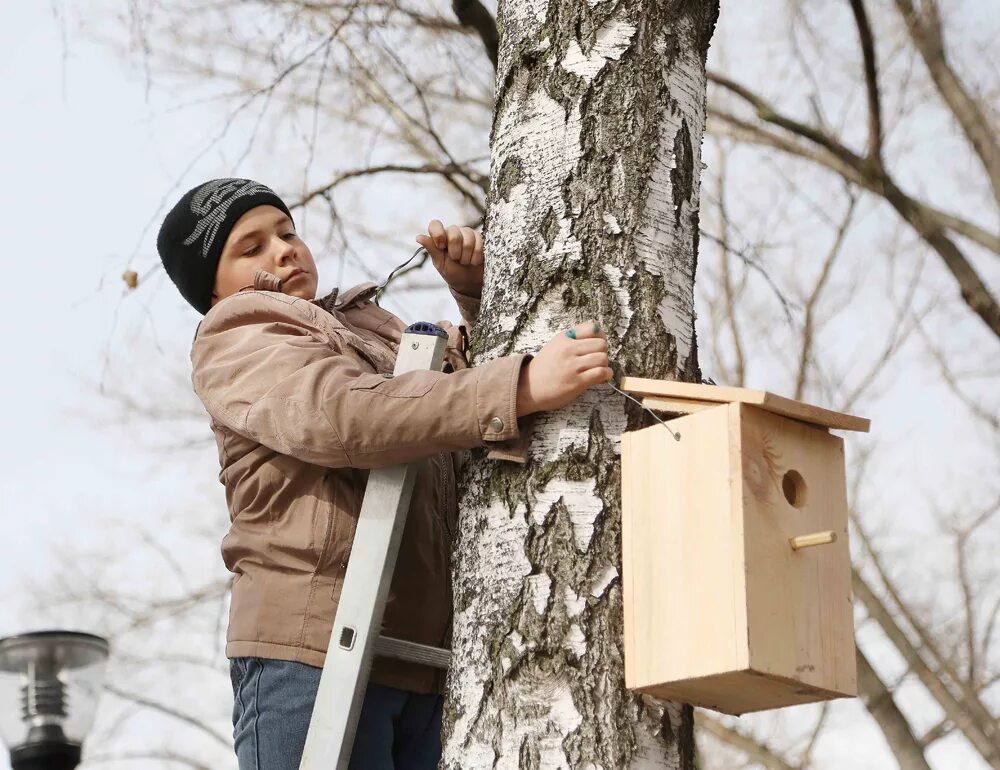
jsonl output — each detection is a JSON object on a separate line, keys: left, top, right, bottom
{"left": 622, "top": 406, "right": 749, "bottom": 691}
{"left": 738, "top": 405, "right": 857, "bottom": 697}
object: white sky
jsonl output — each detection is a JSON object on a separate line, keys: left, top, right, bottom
{"left": 0, "top": 2, "right": 996, "bottom": 769}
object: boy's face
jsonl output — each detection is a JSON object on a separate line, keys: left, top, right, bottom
{"left": 212, "top": 205, "right": 319, "bottom": 306}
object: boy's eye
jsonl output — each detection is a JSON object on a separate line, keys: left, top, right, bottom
{"left": 242, "top": 245, "right": 260, "bottom": 256}
{"left": 281, "top": 232, "right": 298, "bottom": 241}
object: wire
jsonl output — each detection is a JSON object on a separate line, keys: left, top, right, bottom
{"left": 608, "top": 381, "right": 682, "bottom": 441}
{"left": 374, "top": 246, "right": 428, "bottom": 304}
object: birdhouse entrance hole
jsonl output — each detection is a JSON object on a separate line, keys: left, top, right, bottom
{"left": 782, "top": 470, "right": 808, "bottom": 508}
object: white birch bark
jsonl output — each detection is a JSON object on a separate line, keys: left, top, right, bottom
{"left": 443, "top": 1, "right": 719, "bottom": 768}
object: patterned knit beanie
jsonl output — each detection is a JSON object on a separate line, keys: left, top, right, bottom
{"left": 157, "top": 178, "right": 293, "bottom": 314}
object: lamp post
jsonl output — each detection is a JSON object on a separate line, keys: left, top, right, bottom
{"left": 0, "top": 631, "right": 109, "bottom": 770}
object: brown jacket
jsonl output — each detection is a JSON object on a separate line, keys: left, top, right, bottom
{"left": 191, "top": 270, "right": 528, "bottom": 693}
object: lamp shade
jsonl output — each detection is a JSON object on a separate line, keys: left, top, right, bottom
{"left": 0, "top": 631, "right": 109, "bottom": 769}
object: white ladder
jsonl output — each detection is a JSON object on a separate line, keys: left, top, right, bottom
{"left": 299, "top": 323, "right": 452, "bottom": 770}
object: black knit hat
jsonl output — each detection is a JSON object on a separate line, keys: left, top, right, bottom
{"left": 157, "top": 178, "right": 293, "bottom": 314}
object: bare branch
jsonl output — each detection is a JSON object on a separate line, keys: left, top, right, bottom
{"left": 856, "top": 647, "right": 934, "bottom": 770}
{"left": 694, "top": 711, "right": 801, "bottom": 770}
{"left": 893, "top": 0, "right": 1000, "bottom": 209}
{"left": 919, "top": 716, "right": 955, "bottom": 749}
{"left": 87, "top": 749, "right": 214, "bottom": 769}
{"left": 793, "top": 193, "right": 856, "bottom": 399}
{"left": 847, "top": 0, "right": 884, "bottom": 162}
{"left": 451, "top": 0, "right": 498, "bottom": 71}
{"left": 710, "top": 107, "right": 1000, "bottom": 255}
{"left": 713, "top": 144, "right": 747, "bottom": 385}
{"left": 290, "top": 162, "right": 487, "bottom": 209}
{"left": 103, "top": 683, "right": 231, "bottom": 748}
{"left": 798, "top": 703, "right": 830, "bottom": 768}
{"left": 914, "top": 317, "right": 1000, "bottom": 433}
{"left": 852, "top": 567, "right": 1000, "bottom": 767}
{"left": 709, "top": 76, "right": 1000, "bottom": 340}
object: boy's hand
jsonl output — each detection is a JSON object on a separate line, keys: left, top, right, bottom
{"left": 516, "top": 322, "right": 613, "bottom": 417}
{"left": 416, "top": 220, "right": 484, "bottom": 298}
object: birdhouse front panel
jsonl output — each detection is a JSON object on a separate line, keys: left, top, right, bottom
{"left": 736, "top": 403, "right": 856, "bottom": 703}
{"left": 622, "top": 396, "right": 860, "bottom": 715}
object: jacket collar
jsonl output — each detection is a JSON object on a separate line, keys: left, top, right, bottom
{"left": 249, "top": 270, "right": 379, "bottom": 313}
{"left": 320, "top": 282, "right": 379, "bottom": 313}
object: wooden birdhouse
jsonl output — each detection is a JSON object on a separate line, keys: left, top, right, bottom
{"left": 620, "top": 378, "right": 870, "bottom": 715}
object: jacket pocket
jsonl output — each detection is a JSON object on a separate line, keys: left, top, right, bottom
{"left": 313, "top": 473, "right": 338, "bottom": 571}
{"left": 348, "top": 372, "right": 434, "bottom": 399}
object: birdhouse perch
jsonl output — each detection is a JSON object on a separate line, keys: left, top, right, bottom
{"left": 620, "top": 378, "right": 870, "bottom": 715}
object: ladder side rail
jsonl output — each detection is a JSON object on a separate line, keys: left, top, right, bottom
{"left": 300, "top": 328, "right": 447, "bottom": 770}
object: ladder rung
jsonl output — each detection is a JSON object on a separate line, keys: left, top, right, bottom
{"left": 373, "top": 636, "right": 451, "bottom": 670}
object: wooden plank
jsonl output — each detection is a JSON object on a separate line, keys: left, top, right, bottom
{"left": 738, "top": 405, "right": 857, "bottom": 700}
{"left": 641, "top": 396, "right": 719, "bottom": 415}
{"left": 619, "top": 376, "right": 870, "bottom": 433}
{"left": 622, "top": 406, "right": 749, "bottom": 691}
{"left": 636, "top": 668, "right": 855, "bottom": 716}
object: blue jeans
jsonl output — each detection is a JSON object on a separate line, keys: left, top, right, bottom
{"left": 230, "top": 657, "right": 443, "bottom": 770}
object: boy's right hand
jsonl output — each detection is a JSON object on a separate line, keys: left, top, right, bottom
{"left": 516, "top": 322, "right": 613, "bottom": 417}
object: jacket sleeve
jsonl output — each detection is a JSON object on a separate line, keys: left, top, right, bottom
{"left": 449, "top": 288, "right": 480, "bottom": 327}
{"left": 444, "top": 289, "right": 534, "bottom": 463}
{"left": 192, "top": 292, "right": 527, "bottom": 469}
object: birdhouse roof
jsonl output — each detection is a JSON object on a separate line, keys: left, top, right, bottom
{"left": 619, "top": 377, "right": 870, "bottom": 433}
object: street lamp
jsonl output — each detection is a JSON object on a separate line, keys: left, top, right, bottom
{"left": 0, "top": 631, "right": 109, "bottom": 770}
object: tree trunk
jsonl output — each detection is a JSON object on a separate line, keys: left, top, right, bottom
{"left": 442, "top": 1, "right": 718, "bottom": 767}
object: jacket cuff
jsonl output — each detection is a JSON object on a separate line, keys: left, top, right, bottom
{"left": 486, "top": 413, "right": 534, "bottom": 464}
{"left": 477, "top": 354, "right": 533, "bottom": 463}
{"left": 450, "top": 288, "right": 481, "bottom": 326}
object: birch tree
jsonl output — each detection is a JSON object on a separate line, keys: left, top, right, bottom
{"left": 442, "top": 1, "right": 719, "bottom": 767}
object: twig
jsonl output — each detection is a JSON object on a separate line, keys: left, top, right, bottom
{"left": 847, "top": 0, "right": 884, "bottom": 162}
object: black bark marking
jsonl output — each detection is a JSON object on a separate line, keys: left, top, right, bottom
{"left": 678, "top": 704, "right": 697, "bottom": 770}
{"left": 671, "top": 119, "right": 694, "bottom": 227}
{"left": 497, "top": 157, "right": 523, "bottom": 202}
{"left": 541, "top": 206, "right": 560, "bottom": 250}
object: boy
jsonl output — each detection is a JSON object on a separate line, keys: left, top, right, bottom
{"left": 157, "top": 178, "right": 611, "bottom": 769}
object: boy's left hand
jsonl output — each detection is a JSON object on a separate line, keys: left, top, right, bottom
{"left": 416, "top": 220, "right": 484, "bottom": 298}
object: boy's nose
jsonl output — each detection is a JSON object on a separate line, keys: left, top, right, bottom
{"left": 275, "top": 240, "right": 295, "bottom": 265}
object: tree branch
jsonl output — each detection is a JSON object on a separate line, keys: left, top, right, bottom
{"left": 712, "top": 144, "right": 748, "bottom": 386}
{"left": 103, "top": 683, "right": 231, "bottom": 748}
{"left": 694, "top": 711, "right": 801, "bottom": 770}
{"left": 290, "top": 162, "right": 487, "bottom": 209}
{"left": 451, "top": 0, "right": 499, "bottom": 71}
{"left": 856, "top": 647, "right": 934, "bottom": 770}
{"left": 847, "top": 0, "right": 883, "bottom": 162}
{"left": 708, "top": 76, "right": 1000, "bottom": 341}
{"left": 893, "top": 0, "right": 1000, "bottom": 209}
{"left": 914, "top": 319, "right": 1000, "bottom": 432}
{"left": 852, "top": 569, "right": 1000, "bottom": 767}
{"left": 794, "top": 194, "right": 856, "bottom": 399}
{"left": 854, "top": 509, "right": 1000, "bottom": 740}
{"left": 708, "top": 108, "right": 1000, "bottom": 255}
